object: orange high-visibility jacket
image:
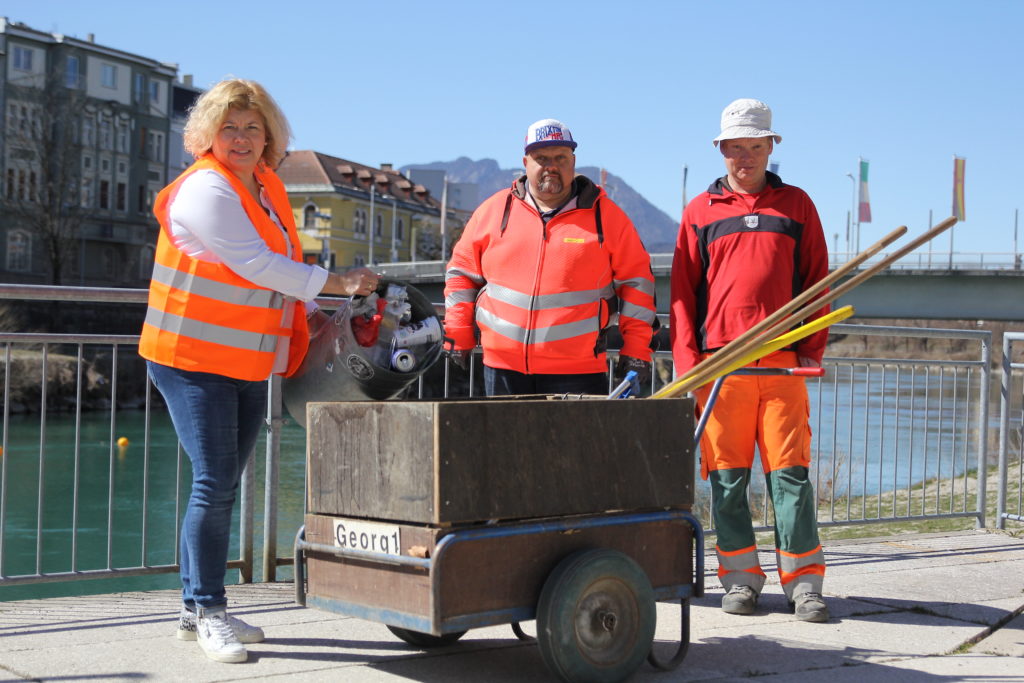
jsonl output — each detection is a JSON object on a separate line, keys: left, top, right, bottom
{"left": 139, "top": 154, "right": 309, "bottom": 381}
{"left": 444, "top": 175, "right": 656, "bottom": 375}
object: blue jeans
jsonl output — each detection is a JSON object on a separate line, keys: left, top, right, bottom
{"left": 147, "top": 361, "right": 267, "bottom": 610}
{"left": 484, "top": 366, "right": 608, "bottom": 396}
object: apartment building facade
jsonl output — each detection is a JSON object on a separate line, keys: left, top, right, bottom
{"left": 0, "top": 18, "right": 175, "bottom": 287}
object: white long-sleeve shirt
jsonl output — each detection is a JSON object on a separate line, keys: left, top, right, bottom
{"left": 168, "top": 169, "right": 328, "bottom": 301}
{"left": 167, "top": 169, "right": 327, "bottom": 372}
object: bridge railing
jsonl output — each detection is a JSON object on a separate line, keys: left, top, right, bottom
{"left": 0, "top": 283, "right": 1008, "bottom": 594}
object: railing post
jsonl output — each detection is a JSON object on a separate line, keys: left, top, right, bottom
{"left": 976, "top": 332, "right": 992, "bottom": 528}
{"left": 996, "top": 334, "right": 1014, "bottom": 530}
{"left": 262, "top": 375, "right": 283, "bottom": 582}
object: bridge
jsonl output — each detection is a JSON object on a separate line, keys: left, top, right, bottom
{"left": 378, "top": 253, "right": 1024, "bottom": 321}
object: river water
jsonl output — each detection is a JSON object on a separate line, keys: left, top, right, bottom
{"left": 0, "top": 367, "right": 989, "bottom": 602}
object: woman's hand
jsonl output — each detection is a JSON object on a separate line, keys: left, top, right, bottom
{"left": 322, "top": 267, "right": 380, "bottom": 297}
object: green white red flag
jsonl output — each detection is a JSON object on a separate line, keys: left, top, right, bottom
{"left": 858, "top": 158, "right": 872, "bottom": 223}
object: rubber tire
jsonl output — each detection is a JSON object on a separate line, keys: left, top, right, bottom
{"left": 536, "top": 548, "right": 656, "bottom": 683}
{"left": 386, "top": 625, "right": 467, "bottom": 648}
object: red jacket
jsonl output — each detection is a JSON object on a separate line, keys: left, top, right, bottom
{"left": 670, "top": 172, "right": 829, "bottom": 373}
{"left": 444, "top": 175, "right": 656, "bottom": 374}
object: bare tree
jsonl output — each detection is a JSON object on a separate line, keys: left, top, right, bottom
{"left": 3, "top": 63, "right": 87, "bottom": 285}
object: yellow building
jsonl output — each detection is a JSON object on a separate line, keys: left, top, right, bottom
{"left": 277, "top": 150, "right": 453, "bottom": 269}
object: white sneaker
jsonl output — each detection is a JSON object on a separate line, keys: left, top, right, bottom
{"left": 177, "top": 606, "right": 265, "bottom": 643}
{"left": 196, "top": 607, "right": 247, "bottom": 663}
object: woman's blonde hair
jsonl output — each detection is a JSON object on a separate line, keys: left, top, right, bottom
{"left": 183, "top": 78, "right": 292, "bottom": 168}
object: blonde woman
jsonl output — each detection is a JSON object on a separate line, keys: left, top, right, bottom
{"left": 139, "top": 78, "right": 377, "bottom": 663}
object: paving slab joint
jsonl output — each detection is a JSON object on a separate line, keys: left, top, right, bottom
{"left": 945, "top": 601, "right": 1024, "bottom": 654}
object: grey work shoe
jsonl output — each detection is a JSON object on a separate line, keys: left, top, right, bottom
{"left": 792, "top": 592, "right": 830, "bottom": 622}
{"left": 177, "top": 606, "right": 265, "bottom": 643}
{"left": 196, "top": 608, "right": 248, "bottom": 663}
{"left": 721, "top": 585, "right": 758, "bottom": 615}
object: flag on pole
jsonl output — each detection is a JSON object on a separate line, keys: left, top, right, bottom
{"left": 952, "top": 156, "right": 966, "bottom": 221}
{"left": 769, "top": 162, "right": 780, "bottom": 175}
{"left": 858, "top": 158, "right": 872, "bottom": 223}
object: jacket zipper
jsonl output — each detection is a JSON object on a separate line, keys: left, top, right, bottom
{"left": 523, "top": 210, "right": 549, "bottom": 374}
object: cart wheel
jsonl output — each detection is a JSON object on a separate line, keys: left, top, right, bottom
{"left": 386, "top": 625, "right": 467, "bottom": 648}
{"left": 536, "top": 549, "right": 656, "bottom": 683}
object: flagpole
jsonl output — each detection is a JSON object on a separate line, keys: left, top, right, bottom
{"left": 681, "top": 164, "right": 688, "bottom": 217}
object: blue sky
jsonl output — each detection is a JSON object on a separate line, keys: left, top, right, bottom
{"left": 11, "top": 0, "right": 1023, "bottom": 257}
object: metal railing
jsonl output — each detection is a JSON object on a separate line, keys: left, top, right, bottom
{"left": 0, "top": 283, "right": 1008, "bottom": 593}
{"left": 997, "top": 332, "right": 1024, "bottom": 529}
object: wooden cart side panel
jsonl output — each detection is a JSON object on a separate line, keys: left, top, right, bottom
{"left": 436, "top": 399, "right": 694, "bottom": 523}
{"left": 436, "top": 519, "right": 693, "bottom": 619}
{"left": 307, "top": 402, "right": 436, "bottom": 520}
{"left": 304, "top": 514, "right": 439, "bottom": 619}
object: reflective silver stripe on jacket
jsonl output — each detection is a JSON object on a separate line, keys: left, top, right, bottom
{"left": 476, "top": 307, "right": 597, "bottom": 344}
{"left": 445, "top": 266, "right": 485, "bottom": 285}
{"left": 445, "top": 288, "right": 479, "bottom": 308}
{"left": 620, "top": 300, "right": 656, "bottom": 323}
{"left": 151, "top": 263, "right": 283, "bottom": 309}
{"left": 776, "top": 547, "right": 825, "bottom": 574}
{"left": 613, "top": 276, "right": 656, "bottom": 296}
{"left": 484, "top": 283, "right": 615, "bottom": 310}
{"left": 144, "top": 308, "right": 278, "bottom": 353}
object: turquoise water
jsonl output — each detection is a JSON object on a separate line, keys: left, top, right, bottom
{"left": 0, "top": 410, "right": 309, "bottom": 601}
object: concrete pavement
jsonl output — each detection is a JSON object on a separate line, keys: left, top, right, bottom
{"left": 0, "top": 529, "right": 1021, "bottom": 682}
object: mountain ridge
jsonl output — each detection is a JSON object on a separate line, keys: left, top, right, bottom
{"left": 401, "top": 157, "right": 678, "bottom": 251}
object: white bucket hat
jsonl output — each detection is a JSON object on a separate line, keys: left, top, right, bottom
{"left": 713, "top": 98, "right": 782, "bottom": 146}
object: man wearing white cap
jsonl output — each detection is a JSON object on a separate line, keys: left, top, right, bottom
{"left": 670, "top": 99, "right": 831, "bottom": 621}
{"left": 444, "top": 118, "right": 657, "bottom": 396}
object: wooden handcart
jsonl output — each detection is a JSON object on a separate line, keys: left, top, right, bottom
{"left": 294, "top": 395, "right": 703, "bottom": 683}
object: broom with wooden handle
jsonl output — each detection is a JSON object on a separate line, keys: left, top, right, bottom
{"left": 652, "top": 224, "right": 906, "bottom": 398}
{"left": 654, "top": 216, "right": 957, "bottom": 398}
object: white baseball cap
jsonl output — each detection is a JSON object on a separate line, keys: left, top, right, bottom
{"left": 524, "top": 118, "right": 577, "bottom": 153}
{"left": 713, "top": 98, "right": 782, "bottom": 146}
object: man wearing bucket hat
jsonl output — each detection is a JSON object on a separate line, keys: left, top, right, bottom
{"left": 444, "top": 118, "right": 657, "bottom": 396}
{"left": 670, "top": 99, "right": 831, "bottom": 622}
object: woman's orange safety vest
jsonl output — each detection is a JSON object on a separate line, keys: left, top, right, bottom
{"left": 138, "top": 154, "right": 309, "bottom": 381}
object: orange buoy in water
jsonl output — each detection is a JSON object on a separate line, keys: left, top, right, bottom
{"left": 117, "top": 437, "right": 129, "bottom": 448}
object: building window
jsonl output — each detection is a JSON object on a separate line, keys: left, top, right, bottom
{"left": 5, "top": 169, "right": 14, "bottom": 198}
{"left": 29, "top": 171, "right": 37, "bottom": 202}
{"left": 81, "top": 179, "right": 93, "bottom": 207}
{"left": 354, "top": 254, "right": 366, "bottom": 267}
{"left": 146, "top": 130, "right": 165, "bottom": 162}
{"left": 353, "top": 208, "right": 367, "bottom": 236}
{"left": 374, "top": 214, "right": 383, "bottom": 239}
{"left": 13, "top": 46, "right": 33, "bottom": 71}
{"left": 65, "top": 56, "right": 80, "bottom": 88}
{"left": 99, "top": 180, "right": 110, "bottom": 209}
{"left": 303, "top": 205, "right": 317, "bottom": 228}
{"left": 396, "top": 218, "right": 404, "bottom": 242}
{"left": 134, "top": 73, "right": 146, "bottom": 103}
{"left": 99, "top": 120, "right": 113, "bottom": 150}
{"left": 149, "top": 80, "right": 160, "bottom": 104}
{"left": 117, "top": 161, "right": 126, "bottom": 175}
{"left": 116, "top": 124, "right": 128, "bottom": 153}
{"left": 82, "top": 118, "right": 95, "bottom": 147}
{"left": 17, "top": 169, "right": 27, "bottom": 200}
{"left": 6, "top": 231, "right": 31, "bottom": 272}
{"left": 100, "top": 158, "right": 111, "bottom": 173}
{"left": 116, "top": 182, "right": 127, "bottom": 211}
{"left": 101, "top": 64, "right": 118, "bottom": 88}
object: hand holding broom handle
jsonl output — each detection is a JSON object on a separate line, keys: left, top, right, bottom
{"left": 654, "top": 216, "right": 958, "bottom": 398}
